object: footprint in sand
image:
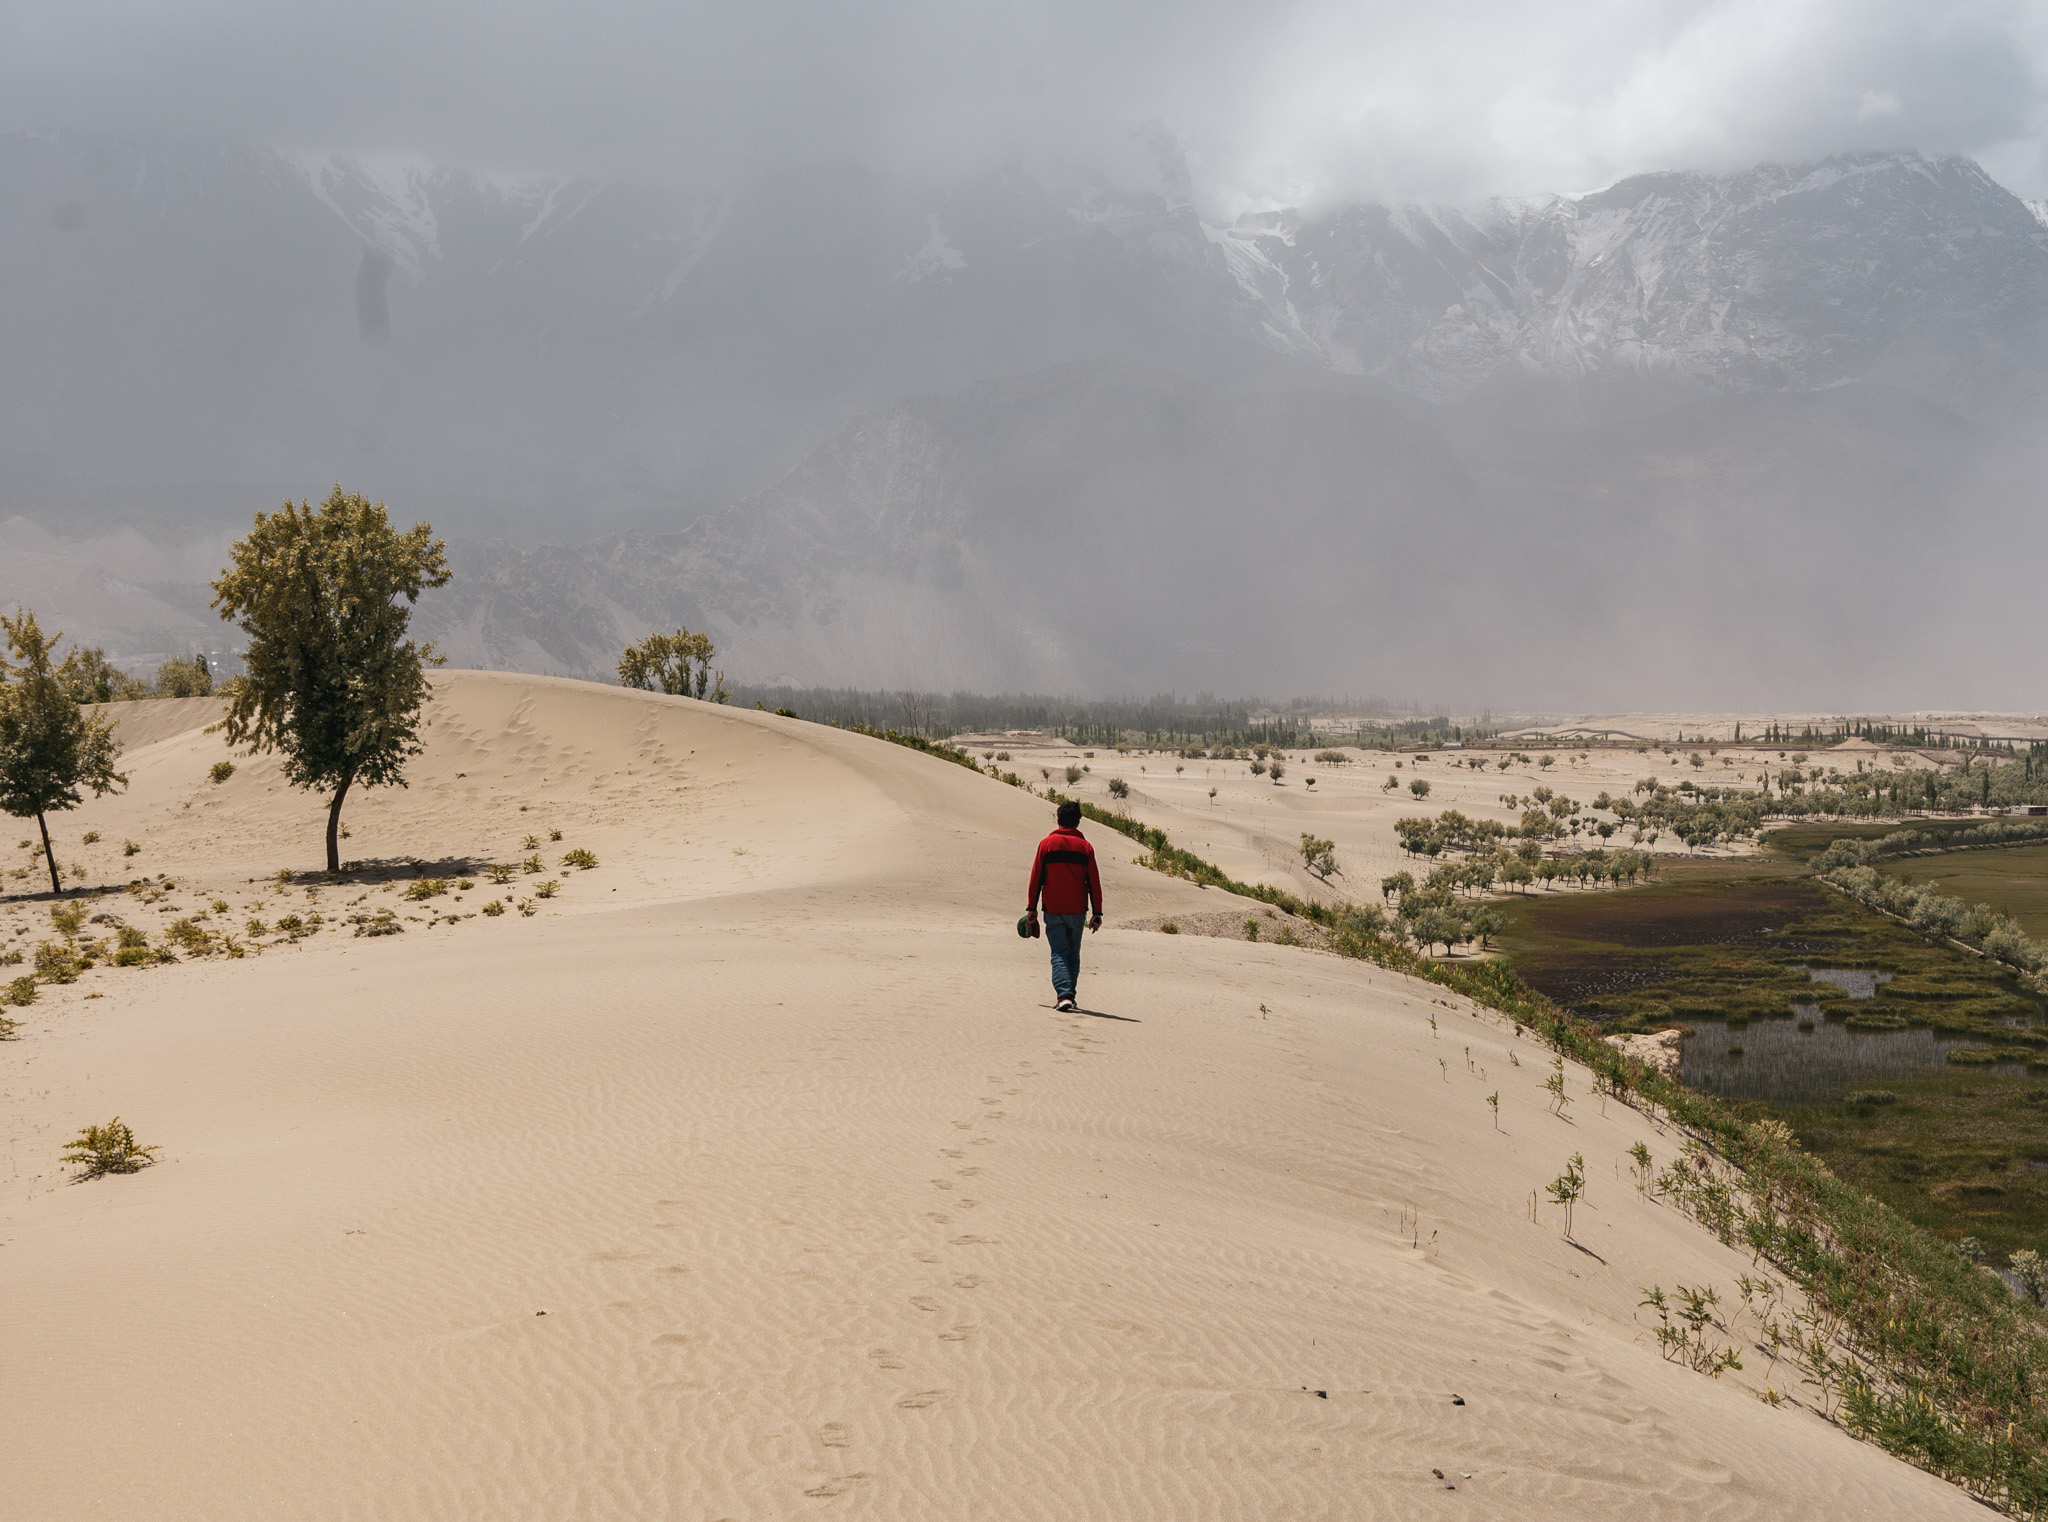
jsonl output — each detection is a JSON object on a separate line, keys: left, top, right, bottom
{"left": 938, "top": 1325, "right": 976, "bottom": 1342}
{"left": 895, "top": 1389, "right": 948, "bottom": 1409}
{"left": 869, "top": 1348, "right": 906, "bottom": 1371}
{"left": 803, "top": 1473, "right": 869, "bottom": 1498}
{"left": 952, "top": 1274, "right": 982, "bottom": 1289}
{"left": 909, "top": 1295, "right": 939, "bottom": 1312}
{"left": 820, "top": 1422, "right": 851, "bottom": 1449}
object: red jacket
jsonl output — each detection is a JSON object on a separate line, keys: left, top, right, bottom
{"left": 1027, "top": 826, "right": 1103, "bottom": 916}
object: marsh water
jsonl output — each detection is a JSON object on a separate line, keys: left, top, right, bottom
{"left": 1680, "top": 1009, "right": 2026, "bottom": 1104}
{"left": 1680, "top": 965, "right": 2031, "bottom": 1103}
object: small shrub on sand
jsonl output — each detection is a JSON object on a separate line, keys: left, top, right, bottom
{"left": 34, "top": 941, "right": 82, "bottom": 982}
{"left": 1064, "top": 765, "right": 1082, "bottom": 784}
{"left": 1547, "top": 1153, "right": 1585, "bottom": 1236}
{"left": 1106, "top": 778, "right": 1129, "bottom": 799}
{"left": 403, "top": 878, "right": 448, "bottom": 901}
{"left": 533, "top": 879, "right": 562, "bottom": 899}
{"left": 82, "top": 830, "right": 101, "bottom": 844}
{"left": 209, "top": 760, "right": 235, "bottom": 783}
{"left": 456, "top": 878, "right": 474, "bottom": 891}
{"left": 486, "top": 863, "right": 516, "bottom": 885}
{"left": 1159, "top": 920, "right": 1179, "bottom": 934}
{"left": 548, "top": 828, "right": 563, "bottom": 842}
{"left": 63, "top": 1118, "right": 159, "bottom": 1179}
{"left": 122, "top": 839, "right": 140, "bottom": 857}
{"left": 1408, "top": 777, "right": 1431, "bottom": 798}
{"left": 561, "top": 848, "right": 598, "bottom": 870}
{"left": 1250, "top": 761, "right": 1266, "bottom": 777}
{"left": 1244, "top": 918, "right": 1260, "bottom": 942}
{"left": 522, "top": 834, "right": 541, "bottom": 851}
{"left": 274, "top": 913, "right": 305, "bottom": 935}
{"left": 5, "top": 975, "right": 37, "bottom": 1006}
{"left": 210, "top": 899, "right": 229, "bottom": 914}
{"left": 481, "top": 899, "right": 506, "bottom": 917}
{"left": 112, "top": 925, "right": 154, "bottom": 966}
{"left": 50, "top": 904, "right": 86, "bottom": 937}
{"left": 518, "top": 900, "right": 537, "bottom": 917}
{"left": 1268, "top": 761, "right": 1286, "bottom": 783}
{"left": 245, "top": 919, "right": 269, "bottom": 938}
{"left": 522, "top": 854, "right": 544, "bottom": 874}
{"left": 165, "top": 918, "right": 212, "bottom": 953}
{"left": 352, "top": 908, "right": 402, "bottom": 938}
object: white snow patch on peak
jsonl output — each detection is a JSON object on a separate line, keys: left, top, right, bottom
{"left": 288, "top": 153, "right": 445, "bottom": 279}
{"left": 633, "top": 195, "right": 731, "bottom": 318}
{"left": 2028, "top": 200, "right": 2048, "bottom": 231}
{"left": 898, "top": 215, "right": 967, "bottom": 283}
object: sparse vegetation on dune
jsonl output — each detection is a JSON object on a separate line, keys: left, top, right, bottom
{"left": 616, "top": 627, "right": 730, "bottom": 703}
{"left": 62, "top": 1118, "right": 158, "bottom": 1179}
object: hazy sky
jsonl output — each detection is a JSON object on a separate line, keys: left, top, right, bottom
{"left": 5, "top": 0, "right": 2046, "bottom": 208}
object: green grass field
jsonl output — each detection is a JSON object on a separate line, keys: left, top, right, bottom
{"left": 1876, "top": 842, "right": 2048, "bottom": 940}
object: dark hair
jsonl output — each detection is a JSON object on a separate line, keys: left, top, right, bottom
{"left": 1056, "top": 800, "right": 1081, "bottom": 828}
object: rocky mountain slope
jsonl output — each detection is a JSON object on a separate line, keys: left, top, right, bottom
{"left": 6, "top": 131, "right": 2045, "bottom": 700}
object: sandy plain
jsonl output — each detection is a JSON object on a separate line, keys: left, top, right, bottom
{"left": 0, "top": 673, "right": 1988, "bottom": 1520}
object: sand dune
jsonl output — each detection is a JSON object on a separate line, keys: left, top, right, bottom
{"left": 0, "top": 673, "right": 1983, "bottom": 1518}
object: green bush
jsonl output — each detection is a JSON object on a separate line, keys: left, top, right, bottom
{"left": 62, "top": 1118, "right": 159, "bottom": 1178}
{"left": 4, "top": 976, "right": 37, "bottom": 1006}
{"left": 481, "top": 900, "right": 506, "bottom": 917}
{"left": 533, "top": 879, "right": 561, "bottom": 900}
{"left": 560, "top": 848, "right": 598, "bottom": 870}
{"left": 403, "top": 878, "right": 448, "bottom": 901}
{"left": 33, "top": 941, "right": 81, "bottom": 982}
{"left": 209, "top": 760, "right": 235, "bottom": 783}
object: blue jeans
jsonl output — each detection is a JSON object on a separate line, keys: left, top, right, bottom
{"left": 1045, "top": 914, "right": 1085, "bottom": 1002}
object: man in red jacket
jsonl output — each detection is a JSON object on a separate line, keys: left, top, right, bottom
{"left": 1024, "top": 799, "right": 1104, "bottom": 1011}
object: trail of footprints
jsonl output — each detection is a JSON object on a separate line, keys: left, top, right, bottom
{"left": 790, "top": 1021, "right": 1107, "bottom": 1504}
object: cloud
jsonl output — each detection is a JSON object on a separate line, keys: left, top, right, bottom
{"left": 2, "top": 0, "right": 2044, "bottom": 203}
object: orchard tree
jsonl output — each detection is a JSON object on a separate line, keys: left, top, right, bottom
{"left": 0, "top": 609, "right": 127, "bottom": 893}
{"left": 210, "top": 489, "right": 451, "bottom": 872}
{"left": 1299, "top": 833, "right": 1338, "bottom": 880}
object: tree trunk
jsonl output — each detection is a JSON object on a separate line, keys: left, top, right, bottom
{"left": 325, "top": 773, "right": 355, "bottom": 874}
{"left": 36, "top": 810, "right": 59, "bottom": 895}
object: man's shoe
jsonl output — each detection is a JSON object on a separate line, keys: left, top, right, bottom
{"left": 1056, "top": 998, "right": 1078, "bottom": 1012}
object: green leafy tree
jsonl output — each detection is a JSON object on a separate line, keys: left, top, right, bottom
{"left": 1298, "top": 833, "right": 1338, "bottom": 879}
{"left": 617, "top": 628, "right": 729, "bottom": 702}
{"left": 0, "top": 609, "right": 128, "bottom": 892}
{"left": 210, "top": 489, "right": 451, "bottom": 872}
{"left": 153, "top": 655, "right": 213, "bottom": 698}
{"left": 55, "top": 645, "right": 150, "bottom": 703}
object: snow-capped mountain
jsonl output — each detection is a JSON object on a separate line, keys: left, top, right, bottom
{"left": 1217, "top": 153, "right": 2048, "bottom": 411}
{"left": 6, "top": 130, "right": 2046, "bottom": 701}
